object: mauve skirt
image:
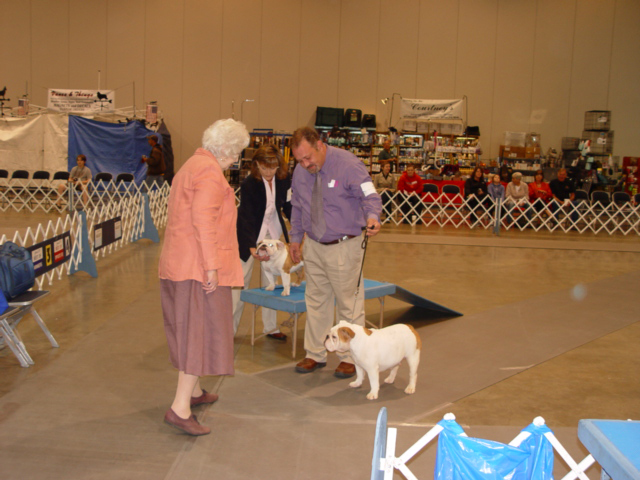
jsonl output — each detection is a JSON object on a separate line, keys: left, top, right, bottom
{"left": 160, "top": 279, "right": 234, "bottom": 377}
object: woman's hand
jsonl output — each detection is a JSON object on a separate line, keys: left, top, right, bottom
{"left": 203, "top": 269, "right": 218, "bottom": 294}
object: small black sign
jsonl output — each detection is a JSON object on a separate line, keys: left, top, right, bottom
{"left": 27, "top": 231, "right": 72, "bottom": 277}
{"left": 93, "top": 216, "right": 122, "bottom": 251}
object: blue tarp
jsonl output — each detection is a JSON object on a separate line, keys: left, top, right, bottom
{"left": 435, "top": 418, "right": 555, "bottom": 480}
{"left": 68, "top": 116, "right": 160, "bottom": 185}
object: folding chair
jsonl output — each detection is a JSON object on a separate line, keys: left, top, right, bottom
{"left": 0, "top": 169, "right": 8, "bottom": 206}
{"left": 574, "top": 189, "right": 589, "bottom": 202}
{"left": 591, "top": 190, "right": 610, "bottom": 208}
{"left": 53, "top": 171, "right": 70, "bottom": 182}
{"left": 115, "top": 173, "right": 134, "bottom": 183}
{"left": 0, "top": 306, "right": 31, "bottom": 367}
{"left": 612, "top": 191, "right": 630, "bottom": 207}
{"left": 5, "top": 291, "right": 58, "bottom": 367}
{"left": 27, "top": 170, "right": 51, "bottom": 208}
{"left": 442, "top": 184, "right": 461, "bottom": 196}
{"left": 440, "top": 184, "right": 465, "bottom": 226}
{"left": 9, "top": 169, "right": 30, "bottom": 202}
{"left": 591, "top": 190, "right": 613, "bottom": 230}
{"left": 94, "top": 172, "right": 113, "bottom": 183}
{"left": 421, "top": 184, "right": 439, "bottom": 223}
{"left": 115, "top": 173, "right": 135, "bottom": 199}
{"left": 91, "top": 172, "right": 114, "bottom": 205}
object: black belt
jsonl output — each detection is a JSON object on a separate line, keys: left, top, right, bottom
{"left": 318, "top": 235, "right": 357, "bottom": 245}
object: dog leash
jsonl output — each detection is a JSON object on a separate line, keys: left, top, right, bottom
{"left": 350, "top": 226, "right": 372, "bottom": 322}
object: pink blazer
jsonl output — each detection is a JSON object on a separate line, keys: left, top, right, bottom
{"left": 159, "top": 148, "right": 243, "bottom": 287}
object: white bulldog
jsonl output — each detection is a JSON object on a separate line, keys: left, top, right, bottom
{"left": 324, "top": 320, "right": 421, "bottom": 400}
{"left": 256, "top": 239, "right": 304, "bottom": 296}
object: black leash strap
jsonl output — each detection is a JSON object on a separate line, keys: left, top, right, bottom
{"left": 349, "top": 227, "right": 372, "bottom": 324}
{"left": 355, "top": 228, "right": 370, "bottom": 298}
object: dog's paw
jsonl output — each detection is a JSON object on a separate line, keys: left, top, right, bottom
{"left": 366, "top": 391, "right": 379, "bottom": 400}
{"left": 404, "top": 386, "right": 416, "bottom": 395}
{"left": 383, "top": 376, "right": 395, "bottom": 384}
{"left": 349, "top": 380, "right": 362, "bottom": 388}
{"left": 281, "top": 290, "right": 290, "bottom": 296}
{"left": 290, "top": 282, "right": 299, "bottom": 287}
{"left": 265, "top": 284, "right": 275, "bottom": 291}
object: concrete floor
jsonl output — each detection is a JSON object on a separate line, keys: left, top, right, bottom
{"left": 1, "top": 210, "right": 639, "bottom": 479}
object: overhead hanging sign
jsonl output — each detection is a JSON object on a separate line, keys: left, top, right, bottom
{"left": 47, "top": 89, "right": 115, "bottom": 113}
{"left": 399, "top": 98, "right": 464, "bottom": 121}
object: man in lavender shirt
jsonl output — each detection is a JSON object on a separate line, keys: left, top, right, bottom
{"left": 289, "top": 127, "right": 382, "bottom": 377}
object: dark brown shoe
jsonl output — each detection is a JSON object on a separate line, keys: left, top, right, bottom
{"left": 334, "top": 362, "right": 356, "bottom": 378}
{"left": 295, "top": 357, "right": 327, "bottom": 374}
{"left": 191, "top": 389, "right": 219, "bottom": 407}
{"left": 267, "top": 332, "right": 287, "bottom": 342}
{"left": 164, "top": 408, "right": 211, "bottom": 436}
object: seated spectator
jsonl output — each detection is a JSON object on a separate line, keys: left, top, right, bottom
{"left": 397, "top": 164, "right": 424, "bottom": 224}
{"left": 57, "top": 154, "right": 92, "bottom": 206}
{"left": 505, "top": 172, "right": 531, "bottom": 224}
{"left": 505, "top": 172, "right": 528, "bottom": 203}
{"left": 373, "top": 162, "right": 396, "bottom": 214}
{"left": 464, "top": 166, "right": 489, "bottom": 224}
{"left": 488, "top": 174, "right": 505, "bottom": 201}
{"left": 528, "top": 169, "right": 552, "bottom": 212}
{"left": 549, "top": 168, "right": 578, "bottom": 222}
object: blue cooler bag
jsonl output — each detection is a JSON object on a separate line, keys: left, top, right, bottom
{"left": 0, "top": 241, "right": 35, "bottom": 300}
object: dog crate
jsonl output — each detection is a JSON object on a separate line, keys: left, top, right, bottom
{"left": 561, "top": 137, "right": 580, "bottom": 150}
{"left": 582, "top": 130, "right": 614, "bottom": 155}
{"left": 315, "top": 107, "right": 344, "bottom": 128}
{"left": 584, "top": 110, "right": 611, "bottom": 131}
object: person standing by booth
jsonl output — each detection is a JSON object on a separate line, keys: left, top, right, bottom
{"left": 142, "top": 134, "right": 165, "bottom": 191}
{"left": 289, "top": 127, "right": 381, "bottom": 378}
{"left": 158, "top": 119, "right": 249, "bottom": 436}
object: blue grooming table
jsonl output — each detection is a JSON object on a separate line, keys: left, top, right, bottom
{"left": 240, "top": 279, "right": 461, "bottom": 358}
{"left": 578, "top": 419, "right": 640, "bottom": 480}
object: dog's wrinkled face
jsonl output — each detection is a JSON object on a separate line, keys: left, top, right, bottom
{"left": 324, "top": 326, "right": 355, "bottom": 353}
{"left": 256, "top": 239, "right": 285, "bottom": 258}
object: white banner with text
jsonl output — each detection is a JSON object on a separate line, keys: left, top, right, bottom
{"left": 399, "top": 98, "right": 464, "bottom": 121}
{"left": 47, "top": 89, "right": 115, "bottom": 113}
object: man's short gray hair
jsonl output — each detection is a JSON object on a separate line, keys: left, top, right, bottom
{"left": 202, "top": 119, "right": 250, "bottom": 159}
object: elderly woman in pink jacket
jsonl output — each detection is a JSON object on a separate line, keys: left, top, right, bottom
{"left": 158, "top": 119, "right": 249, "bottom": 436}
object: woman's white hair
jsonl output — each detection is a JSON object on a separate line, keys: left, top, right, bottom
{"left": 202, "top": 119, "right": 250, "bottom": 159}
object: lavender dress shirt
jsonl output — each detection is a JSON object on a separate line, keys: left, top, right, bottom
{"left": 290, "top": 145, "right": 382, "bottom": 244}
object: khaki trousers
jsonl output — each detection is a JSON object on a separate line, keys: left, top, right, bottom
{"left": 302, "top": 236, "right": 365, "bottom": 363}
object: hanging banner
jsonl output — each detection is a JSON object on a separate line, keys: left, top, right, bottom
{"left": 47, "top": 89, "right": 115, "bottom": 113}
{"left": 399, "top": 98, "right": 464, "bottom": 121}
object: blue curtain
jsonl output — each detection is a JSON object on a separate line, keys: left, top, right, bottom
{"left": 68, "top": 116, "right": 160, "bottom": 184}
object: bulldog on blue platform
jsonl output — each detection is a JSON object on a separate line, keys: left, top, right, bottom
{"left": 256, "top": 239, "right": 305, "bottom": 297}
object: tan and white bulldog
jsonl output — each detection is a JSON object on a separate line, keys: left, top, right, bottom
{"left": 324, "top": 320, "right": 421, "bottom": 400}
{"left": 256, "top": 239, "right": 304, "bottom": 296}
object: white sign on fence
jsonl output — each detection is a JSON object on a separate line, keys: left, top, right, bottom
{"left": 47, "top": 89, "right": 115, "bottom": 113}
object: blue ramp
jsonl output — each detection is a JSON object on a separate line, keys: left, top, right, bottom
{"left": 240, "top": 279, "right": 461, "bottom": 317}
{"left": 391, "top": 284, "right": 462, "bottom": 316}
